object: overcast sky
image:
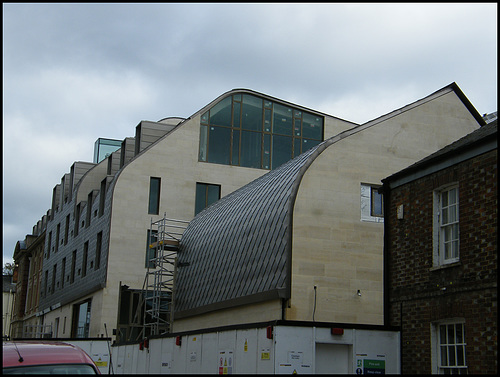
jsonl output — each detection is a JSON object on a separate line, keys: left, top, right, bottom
{"left": 2, "top": 3, "right": 497, "bottom": 266}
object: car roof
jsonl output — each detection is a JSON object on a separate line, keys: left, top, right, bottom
{"left": 3, "top": 341, "right": 96, "bottom": 368}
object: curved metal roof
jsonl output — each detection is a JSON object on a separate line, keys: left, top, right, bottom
{"left": 175, "top": 141, "right": 329, "bottom": 318}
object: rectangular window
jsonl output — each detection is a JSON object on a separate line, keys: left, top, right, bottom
{"left": 74, "top": 204, "right": 81, "bottom": 237}
{"left": 72, "top": 299, "right": 91, "bottom": 338}
{"left": 61, "top": 258, "right": 66, "bottom": 289}
{"left": 148, "top": 177, "right": 161, "bottom": 215}
{"left": 44, "top": 270, "right": 48, "bottom": 297}
{"left": 64, "top": 215, "right": 70, "bottom": 245}
{"left": 434, "top": 321, "right": 467, "bottom": 374}
{"left": 95, "top": 232, "right": 102, "bottom": 270}
{"left": 82, "top": 242, "right": 88, "bottom": 277}
{"left": 434, "top": 185, "right": 459, "bottom": 266}
{"left": 361, "top": 183, "right": 384, "bottom": 223}
{"left": 86, "top": 192, "right": 93, "bottom": 228}
{"left": 47, "top": 231, "right": 52, "bottom": 259}
{"left": 71, "top": 250, "right": 77, "bottom": 283}
{"left": 52, "top": 264, "right": 57, "bottom": 293}
{"left": 195, "top": 183, "right": 221, "bottom": 215}
{"left": 55, "top": 224, "right": 60, "bottom": 253}
{"left": 371, "top": 186, "right": 384, "bottom": 217}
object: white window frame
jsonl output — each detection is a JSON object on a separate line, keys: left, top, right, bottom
{"left": 433, "top": 184, "right": 460, "bottom": 267}
{"left": 431, "top": 319, "right": 467, "bottom": 374}
{"left": 361, "top": 183, "right": 384, "bottom": 223}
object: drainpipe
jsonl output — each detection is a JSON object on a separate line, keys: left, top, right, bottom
{"left": 381, "top": 181, "right": 391, "bottom": 328}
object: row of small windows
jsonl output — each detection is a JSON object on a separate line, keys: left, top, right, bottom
{"left": 199, "top": 93, "right": 324, "bottom": 170}
{"left": 44, "top": 232, "right": 102, "bottom": 297}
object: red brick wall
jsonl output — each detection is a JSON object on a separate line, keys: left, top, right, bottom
{"left": 387, "top": 149, "right": 497, "bottom": 374}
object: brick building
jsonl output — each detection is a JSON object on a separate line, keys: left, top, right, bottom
{"left": 382, "top": 120, "right": 497, "bottom": 374}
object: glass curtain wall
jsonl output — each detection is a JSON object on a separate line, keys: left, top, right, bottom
{"left": 199, "top": 93, "right": 323, "bottom": 170}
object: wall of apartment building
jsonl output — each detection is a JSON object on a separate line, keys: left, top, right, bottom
{"left": 39, "top": 154, "right": 113, "bottom": 338}
{"left": 387, "top": 149, "right": 497, "bottom": 374}
{"left": 288, "top": 90, "right": 481, "bottom": 326}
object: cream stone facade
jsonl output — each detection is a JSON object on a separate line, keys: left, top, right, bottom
{"left": 288, "top": 89, "right": 481, "bottom": 325}
{"left": 171, "top": 84, "right": 482, "bottom": 333}
{"left": 16, "top": 84, "right": 484, "bottom": 345}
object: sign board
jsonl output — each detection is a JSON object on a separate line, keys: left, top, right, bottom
{"left": 218, "top": 350, "right": 233, "bottom": 374}
{"left": 356, "top": 354, "right": 386, "bottom": 374}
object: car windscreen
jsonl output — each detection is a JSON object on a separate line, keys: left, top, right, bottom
{"left": 3, "top": 363, "right": 98, "bottom": 374}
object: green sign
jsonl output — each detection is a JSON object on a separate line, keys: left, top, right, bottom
{"left": 363, "top": 359, "right": 385, "bottom": 374}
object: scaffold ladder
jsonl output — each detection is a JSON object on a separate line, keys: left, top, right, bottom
{"left": 143, "top": 213, "right": 188, "bottom": 337}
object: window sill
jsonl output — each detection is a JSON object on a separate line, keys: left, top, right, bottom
{"left": 429, "top": 261, "right": 461, "bottom": 271}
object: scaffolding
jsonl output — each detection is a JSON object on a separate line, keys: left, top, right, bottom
{"left": 143, "top": 213, "right": 188, "bottom": 337}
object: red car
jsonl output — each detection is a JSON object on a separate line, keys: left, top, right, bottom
{"left": 3, "top": 340, "right": 101, "bottom": 374}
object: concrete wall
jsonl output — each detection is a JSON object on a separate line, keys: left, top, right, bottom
{"left": 111, "top": 324, "right": 400, "bottom": 374}
{"left": 288, "top": 90, "right": 480, "bottom": 325}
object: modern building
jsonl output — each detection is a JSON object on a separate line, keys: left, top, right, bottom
{"left": 382, "top": 120, "right": 497, "bottom": 374}
{"left": 16, "top": 83, "right": 483, "bottom": 349}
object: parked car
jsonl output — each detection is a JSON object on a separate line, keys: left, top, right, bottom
{"left": 3, "top": 340, "right": 100, "bottom": 374}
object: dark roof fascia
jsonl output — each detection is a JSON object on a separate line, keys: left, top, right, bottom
{"left": 145, "top": 320, "right": 400, "bottom": 344}
{"left": 448, "top": 82, "right": 487, "bottom": 127}
{"left": 383, "top": 122, "right": 497, "bottom": 189}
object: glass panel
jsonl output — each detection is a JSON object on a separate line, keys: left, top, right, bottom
{"left": 207, "top": 126, "right": 231, "bottom": 165}
{"left": 199, "top": 125, "right": 208, "bottom": 161}
{"left": 195, "top": 183, "right": 206, "bottom": 215}
{"left": 452, "top": 240, "right": 459, "bottom": 258}
{"left": 440, "top": 325, "right": 447, "bottom": 345}
{"left": 233, "top": 100, "right": 241, "bottom": 128}
{"left": 449, "top": 188, "right": 457, "bottom": 204}
{"left": 456, "top": 324, "right": 463, "bottom": 343}
{"left": 207, "top": 184, "right": 220, "bottom": 206}
{"left": 371, "top": 188, "right": 384, "bottom": 216}
{"left": 273, "top": 103, "right": 293, "bottom": 135}
{"left": 240, "top": 131, "right": 262, "bottom": 168}
{"left": 448, "top": 325, "right": 455, "bottom": 344}
{"left": 241, "top": 94, "right": 263, "bottom": 131}
{"left": 263, "top": 134, "right": 271, "bottom": 169}
{"left": 441, "top": 345, "right": 448, "bottom": 365}
{"left": 302, "top": 138, "right": 321, "bottom": 152}
{"left": 442, "top": 191, "right": 449, "bottom": 207}
{"left": 442, "top": 208, "right": 449, "bottom": 224}
{"left": 294, "top": 138, "right": 302, "bottom": 158}
{"left": 233, "top": 94, "right": 242, "bottom": 102}
{"left": 209, "top": 97, "right": 232, "bottom": 127}
{"left": 302, "top": 113, "right": 323, "bottom": 139}
{"left": 294, "top": 118, "right": 301, "bottom": 136}
{"left": 232, "top": 130, "right": 240, "bottom": 166}
{"left": 148, "top": 177, "right": 161, "bottom": 215}
{"left": 272, "top": 135, "right": 293, "bottom": 169}
{"left": 201, "top": 112, "right": 209, "bottom": 124}
{"left": 444, "top": 243, "right": 451, "bottom": 259}
{"left": 456, "top": 346, "right": 465, "bottom": 366}
{"left": 449, "top": 206, "right": 457, "bottom": 223}
{"left": 448, "top": 346, "right": 456, "bottom": 366}
{"left": 264, "top": 108, "right": 272, "bottom": 132}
